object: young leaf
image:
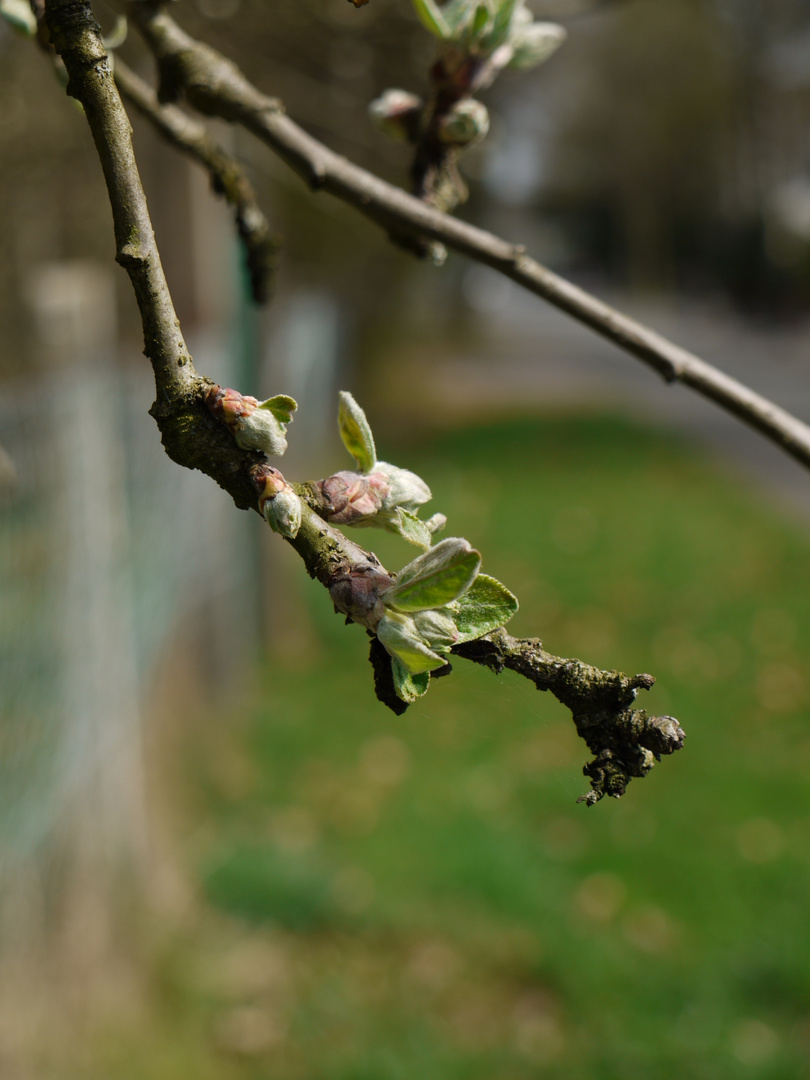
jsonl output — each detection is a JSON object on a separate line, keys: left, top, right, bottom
{"left": 448, "top": 573, "right": 518, "bottom": 641}
{"left": 412, "top": 608, "right": 459, "bottom": 650}
{"left": 425, "top": 513, "right": 447, "bottom": 536}
{"left": 411, "top": 0, "right": 451, "bottom": 38}
{"left": 508, "top": 22, "right": 566, "bottom": 70}
{"left": 391, "top": 657, "right": 431, "bottom": 703}
{"left": 393, "top": 508, "right": 432, "bottom": 549}
{"left": 441, "top": 0, "right": 477, "bottom": 34}
{"left": 338, "top": 391, "right": 377, "bottom": 473}
{"left": 470, "top": 2, "right": 492, "bottom": 39}
{"left": 259, "top": 394, "right": 298, "bottom": 424}
{"left": 488, "top": 0, "right": 521, "bottom": 48}
{"left": 377, "top": 612, "right": 449, "bottom": 674}
{"left": 374, "top": 461, "right": 432, "bottom": 513}
{"left": 384, "top": 538, "right": 481, "bottom": 612}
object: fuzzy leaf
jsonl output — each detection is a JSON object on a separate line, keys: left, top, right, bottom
{"left": 411, "top": 0, "right": 451, "bottom": 38}
{"left": 442, "top": 0, "right": 476, "bottom": 33}
{"left": 393, "top": 508, "right": 432, "bottom": 549}
{"left": 426, "top": 513, "right": 447, "bottom": 535}
{"left": 377, "top": 611, "right": 449, "bottom": 674}
{"left": 259, "top": 394, "right": 297, "bottom": 424}
{"left": 384, "top": 538, "right": 481, "bottom": 613}
{"left": 338, "top": 391, "right": 377, "bottom": 473}
{"left": 448, "top": 573, "right": 518, "bottom": 642}
{"left": 391, "top": 657, "right": 431, "bottom": 703}
{"left": 264, "top": 490, "right": 302, "bottom": 539}
{"left": 508, "top": 21, "right": 566, "bottom": 70}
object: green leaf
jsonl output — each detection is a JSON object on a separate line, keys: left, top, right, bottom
{"left": 384, "top": 538, "right": 481, "bottom": 612}
{"left": 391, "top": 657, "right": 431, "bottom": 703}
{"left": 259, "top": 394, "right": 297, "bottom": 425}
{"left": 375, "top": 461, "right": 431, "bottom": 512}
{"left": 338, "top": 391, "right": 377, "bottom": 473}
{"left": 448, "top": 573, "right": 518, "bottom": 642}
{"left": 410, "top": 0, "right": 451, "bottom": 38}
{"left": 508, "top": 22, "right": 566, "bottom": 70}
{"left": 393, "top": 508, "right": 432, "bottom": 549}
{"left": 471, "top": 2, "right": 491, "bottom": 38}
{"left": 489, "top": 0, "right": 521, "bottom": 47}
{"left": 441, "top": 0, "right": 476, "bottom": 33}
{"left": 377, "top": 612, "right": 448, "bottom": 674}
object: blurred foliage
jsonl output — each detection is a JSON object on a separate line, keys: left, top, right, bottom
{"left": 53, "top": 411, "right": 810, "bottom": 1080}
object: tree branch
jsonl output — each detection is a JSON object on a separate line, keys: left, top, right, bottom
{"left": 454, "top": 631, "right": 684, "bottom": 804}
{"left": 125, "top": 1, "right": 810, "bottom": 475}
{"left": 41, "top": 0, "right": 685, "bottom": 805}
{"left": 113, "top": 58, "right": 279, "bottom": 304}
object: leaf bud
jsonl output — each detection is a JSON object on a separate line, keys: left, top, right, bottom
{"left": 436, "top": 98, "right": 489, "bottom": 147}
{"left": 251, "top": 463, "right": 288, "bottom": 508}
{"left": 369, "top": 89, "right": 424, "bottom": 143}
{"left": 264, "top": 489, "right": 302, "bottom": 539}
{"left": 205, "top": 385, "right": 296, "bottom": 456}
{"left": 508, "top": 21, "right": 566, "bottom": 71}
{"left": 251, "top": 464, "right": 301, "bottom": 538}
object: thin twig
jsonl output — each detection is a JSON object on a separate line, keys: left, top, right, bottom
{"left": 126, "top": 1, "right": 810, "bottom": 475}
{"left": 43, "top": 0, "right": 191, "bottom": 402}
{"left": 114, "top": 59, "right": 279, "bottom": 304}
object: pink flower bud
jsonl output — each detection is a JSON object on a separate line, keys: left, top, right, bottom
{"left": 328, "top": 568, "right": 395, "bottom": 631}
{"left": 320, "top": 470, "right": 392, "bottom": 525}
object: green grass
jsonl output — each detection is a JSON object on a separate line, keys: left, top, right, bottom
{"left": 101, "top": 413, "right": 810, "bottom": 1079}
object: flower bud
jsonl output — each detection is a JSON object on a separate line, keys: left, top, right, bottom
{"left": 321, "top": 470, "right": 391, "bottom": 525}
{"left": 329, "top": 569, "right": 395, "bottom": 631}
{"left": 436, "top": 98, "right": 489, "bottom": 147}
{"left": 369, "top": 89, "right": 424, "bottom": 142}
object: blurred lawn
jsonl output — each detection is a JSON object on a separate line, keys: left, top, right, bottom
{"left": 99, "top": 414, "right": 810, "bottom": 1079}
